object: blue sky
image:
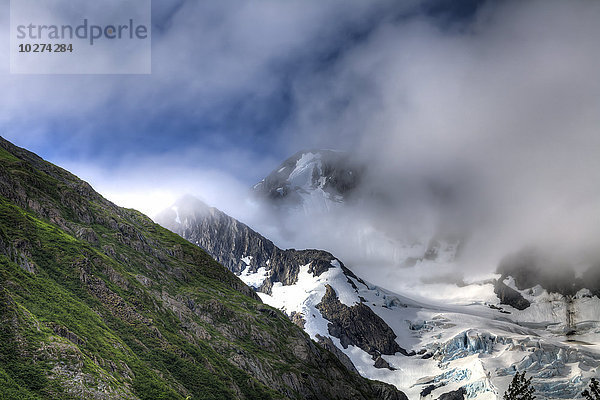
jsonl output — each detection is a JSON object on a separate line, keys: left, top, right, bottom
{"left": 1, "top": 1, "right": 485, "bottom": 182}
{"left": 2, "top": 0, "right": 600, "bottom": 247}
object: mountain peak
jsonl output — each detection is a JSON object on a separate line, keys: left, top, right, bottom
{"left": 252, "top": 149, "right": 363, "bottom": 210}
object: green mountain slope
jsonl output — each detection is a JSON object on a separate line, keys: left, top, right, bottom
{"left": 0, "top": 137, "right": 406, "bottom": 400}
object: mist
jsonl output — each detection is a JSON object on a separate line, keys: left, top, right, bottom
{"left": 235, "top": 0, "right": 600, "bottom": 295}
{"left": 3, "top": 1, "right": 600, "bottom": 297}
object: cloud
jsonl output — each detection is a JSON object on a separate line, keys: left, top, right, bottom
{"left": 60, "top": 144, "right": 280, "bottom": 219}
{"left": 1, "top": 0, "right": 412, "bottom": 156}
{"left": 2, "top": 0, "right": 600, "bottom": 296}
{"left": 270, "top": 0, "right": 600, "bottom": 285}
{"left": 0, "top": 0, "right": 417, "bottom": 215}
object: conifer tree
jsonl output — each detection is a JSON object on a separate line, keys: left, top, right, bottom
{"left": 503, "top": 371, "right": 536, "bottom": 400}
{"left": 582, "top": 378, "right": 600, "bottom": 400}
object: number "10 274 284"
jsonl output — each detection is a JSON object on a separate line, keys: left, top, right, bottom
{"left": 18, "top": 43, "right": 73, "bottom": 53}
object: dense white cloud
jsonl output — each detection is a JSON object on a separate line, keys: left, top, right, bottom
{"left": 60, "top": 145, "right": 279, "bottom": 219}
{"left": 247, "top": 0, "right": 600, "bottom": 285}
{"left": 2, "top": 0, "right": 600, "bottom": 291}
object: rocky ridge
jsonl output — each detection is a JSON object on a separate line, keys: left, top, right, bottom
{"left": 156, "top": 196, "right": 406, "bottom": 361}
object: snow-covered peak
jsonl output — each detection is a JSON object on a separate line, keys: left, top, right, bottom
{"left": 252, "top": 149, "right": 363, "bottom": 212}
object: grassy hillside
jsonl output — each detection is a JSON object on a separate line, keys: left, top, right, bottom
{"left": 0, "top": 137, "right": 405, "bottom": 400}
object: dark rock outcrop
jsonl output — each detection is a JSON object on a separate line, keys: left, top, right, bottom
{"left": 316, "top": 285, "right": 407, "bottom": 357}
{"left": 421, "top": 384, "right": 440, "bottom": 397}
{"left": 371, "top": 384, "right": 409, "bottom": 400}
{"left": 494, "top": 279, "right": 531, "bottom": 310}
{"left": 374, "top": 355, "right": 395, "bottom": 370}
{"left": 315, "top": 334, "right": 359, "bottom": 374}
{"left": 251, "top": 149, "right": 364, "bottom": 204}
{"left": 155, "top": 196, "right": 338, "bottom": 295}
{"left": 437, "top": 387, "right": 465, "bottom": 400}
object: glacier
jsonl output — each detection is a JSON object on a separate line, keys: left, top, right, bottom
{"left": 244, "top": 257, "right": 600, "bottom": 399}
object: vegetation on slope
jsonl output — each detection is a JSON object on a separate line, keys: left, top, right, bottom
{"left": 0, "top": 137, "right": 404, "bottom": 399}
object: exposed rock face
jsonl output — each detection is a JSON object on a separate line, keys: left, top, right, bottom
{"left": 48, "top": 323, "right": 87, "bottom": 347}
{"left": 316, "top": 285, "right": 407, "bottom": 357}
{"left": 157, "top": 196, "right": 276, "bottom": 275}
{"left": 421, "top": 384, "right": 438, "bottom": 397}
{"left": 315, "top": 334, "right": 359, "bottom": 374}
{"left": 373, "top": 355, "right": 395, "bottom": 370}
{"left": 251, "top": 149, "right": 364, "bottom": 205}
{"left": 156, "top": 196, "right": 337, "bottom": 295}
{"left": 437, "top": 387, "right": 466, "bottom": 400}
{"left": 370, "top": 386, "right": 409, "bottom": 400}
{"left": 494, "top": 279, "right": 531, "bottom": 310}
{"left": 0, "top": 236, "right": 37, "bottom": 274}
